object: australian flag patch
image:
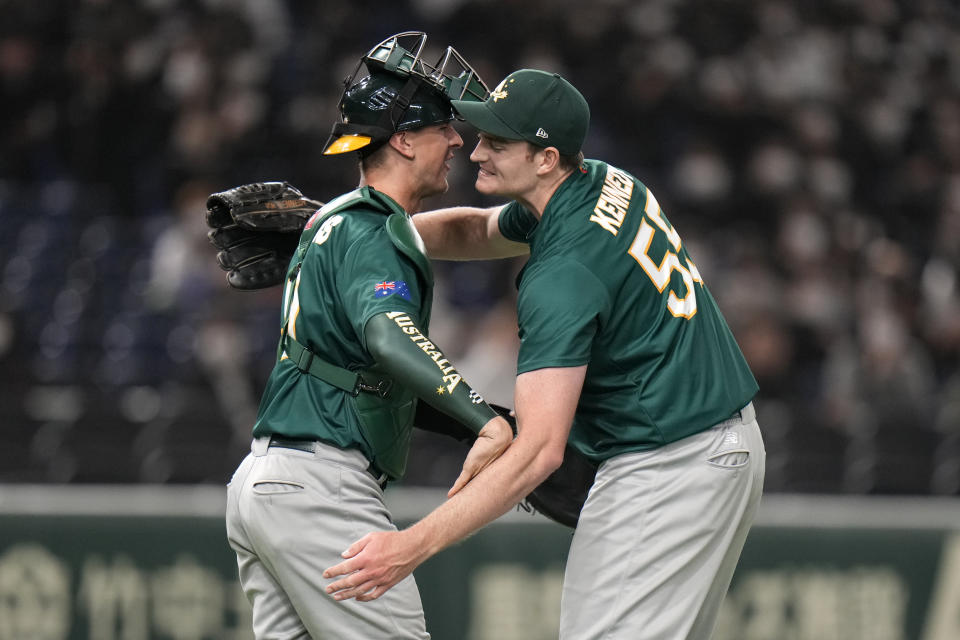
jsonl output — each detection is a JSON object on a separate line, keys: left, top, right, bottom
{"left": 373, "top": 280, "right": 411, "bottom": 301}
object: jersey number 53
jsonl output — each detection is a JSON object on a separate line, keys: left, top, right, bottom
{"left": 627, "top": 190, "right": 703, "bottom": 319}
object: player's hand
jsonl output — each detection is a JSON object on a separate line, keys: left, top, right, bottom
{"left": 447, "top": 415, "right": 513, "bottom": 498}
{"left": 322, "top": 530, "right": 426, "bottom": 602}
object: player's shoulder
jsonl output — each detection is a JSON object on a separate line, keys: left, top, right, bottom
{"left": 570, "top": 159, "right": 649, "bottom": 195}
{"left": 308, "top": 195, "right": 390, "bottom": 236}
{"left": 340, "top": 207, "right": 392, "bottom": 232}
{"left": 518, "top": 257, "right": 610, "bottom": 318}
{"left": 548, "top": 160, "right": 633, "bottom": 219}
{"left": 522, "top": 255, "right": 608, "bottom": 301}
{"left": 300, "top": 204, "right": 397, "bottom": 269}
{"left": 558, "top": 158, "right": 655, "bottom": 238}
{"left": 310, "top": 187, "right": 399, "bottom": 227}
{"left": 527, "top": 254, "right": 601, "bottom": 280}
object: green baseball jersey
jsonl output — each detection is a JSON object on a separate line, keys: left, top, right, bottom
{"left": 500, "top": 159, "right": 758, "bottom": 462}
{"left": 252, "top": 188, "right": 428, "bottom": 462}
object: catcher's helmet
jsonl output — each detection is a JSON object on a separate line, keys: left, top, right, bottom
{"left": 323, "top": 32, "right": 489, "bottom": 156}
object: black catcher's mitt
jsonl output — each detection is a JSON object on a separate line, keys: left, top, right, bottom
{"left": 206, "top": 182, "right": 321, "bottom": 290}
{"left": 414, "top": 401, "right": 596, "bottom": 528}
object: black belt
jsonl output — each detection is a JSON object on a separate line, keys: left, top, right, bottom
{"left": 268, "top": 436, "right": 318, "bottom": 454}
{"left": 267, "top": 436, "right": 388, "bottom": 488}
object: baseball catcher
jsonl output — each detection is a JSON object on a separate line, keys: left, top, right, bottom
{"left": 223, "top": 31, "right": 517, "bottom": 639}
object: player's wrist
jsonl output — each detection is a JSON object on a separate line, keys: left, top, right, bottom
{"left": 400, "top": 524, "right": 442, "bottom": 564}
{"left": 479, "top": 416, "right": 513, "bottom": 446}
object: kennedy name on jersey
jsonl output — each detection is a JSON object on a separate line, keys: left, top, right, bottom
{"left": 590, "top": 165, "right": 635, "bottom": 236}
{"left": 385, "top": 311, "right": 462, "bottom": 393}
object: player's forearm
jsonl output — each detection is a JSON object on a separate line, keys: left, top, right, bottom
{"left": 405, "top": 434, "right": 563, "bottom": 558}
{"left": 403, "top": 365, "right": 585, "bottom": 557}
{"left": 365, "top": 312, "right": 497, "bottom": 433}
{"left": 412, "top": 205, "right": 527, "bottom": 260}
{"left": 320, "top": 367, "right": 584, "bottom": 600}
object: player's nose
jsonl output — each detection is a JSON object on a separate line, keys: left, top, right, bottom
{"left": 447, "top": 126, "right": 463, "bottom": 149}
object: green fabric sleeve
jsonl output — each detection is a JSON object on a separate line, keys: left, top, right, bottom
{"left": 498, "top": 201, "right": 539, "bottom": 242}
{"left": 364, "top": 311, "right": 498, "bottom": 434}
{"left": 516, "top": 258, "right": 609, "bottom": 373}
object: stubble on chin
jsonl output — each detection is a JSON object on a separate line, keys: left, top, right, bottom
{"left": 474, "top": 174, "right": 496, "bottom": 195}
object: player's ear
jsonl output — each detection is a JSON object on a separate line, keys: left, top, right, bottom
{"left": 388, "top": 131, "right": 416, "bottom": 160}
{"left": 535, "top": 146, "right": 561, "bottom": 176}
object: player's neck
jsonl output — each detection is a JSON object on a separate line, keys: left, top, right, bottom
{"left": 516, "top": 167, "right": 575, "bottom": 219}
{"left": 358, "top": 170, "right": 423, "bottom": 214}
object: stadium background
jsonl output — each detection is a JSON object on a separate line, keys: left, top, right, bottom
{"left": 1, "top": 0, "right": 959, "bottom": 638}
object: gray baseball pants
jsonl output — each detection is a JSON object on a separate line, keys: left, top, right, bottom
{"left": 226, "top": 437, "right": 430, "bottom": 639}
{"left": 560, "top": 403, "right": 765, "bottom": 639}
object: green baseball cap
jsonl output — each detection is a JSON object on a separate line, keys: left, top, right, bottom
{"left": 451, "top": 69, "right": 589, "bottom": 156}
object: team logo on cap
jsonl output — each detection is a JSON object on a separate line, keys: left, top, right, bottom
{"left": 490, "top": 77, "right": 514, "bottom": 102}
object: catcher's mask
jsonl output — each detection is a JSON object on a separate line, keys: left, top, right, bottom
{"left": 323, "top": 31, "right": 489, "bottom": 157}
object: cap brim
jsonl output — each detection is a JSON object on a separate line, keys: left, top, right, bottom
{"left": 323, "top": 134, "right": 373, "bottom": 155}
{"left": 451, "top": 99, "right": 524, "bottom": 141}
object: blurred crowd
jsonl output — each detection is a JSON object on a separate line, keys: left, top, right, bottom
{"left": 1, "top": 0, "right": 959, "bottom": 493}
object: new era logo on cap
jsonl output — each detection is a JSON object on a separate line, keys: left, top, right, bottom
{"left": 536, "top": 128, "right": 548, "bottom": 139}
